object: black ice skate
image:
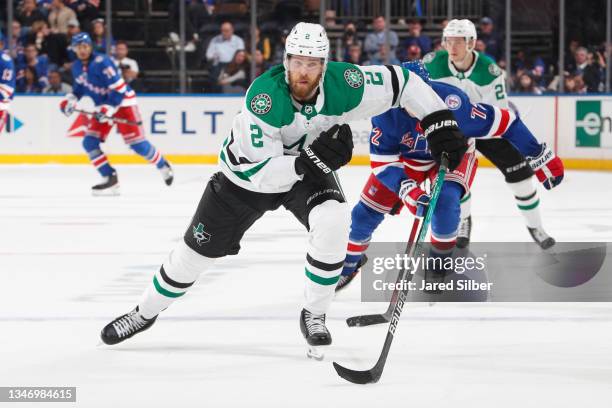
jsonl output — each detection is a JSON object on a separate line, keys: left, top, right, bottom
{"left": 100, "top": 306, "right": 157, "bottom": 345}
{"left": 335, "top": 254, "right": 368, "bottom": 293}
{"left": 160, "top": 164, "right": 174, "bottom": 186}
{"left": 528, "top": 226, "right": 556, "bottom": 249}
{"left": 92, "top": 172, "right": 119, "bottom": 196}
{"left": 300, "top": 308, "right": 331, "bottom": 361}
{"left": 456, "top": 215, "right": 472, "bottom": 248}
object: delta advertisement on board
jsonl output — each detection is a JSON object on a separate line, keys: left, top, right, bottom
{"left": 0, "top": 94, "right": 611, "bottom": 170}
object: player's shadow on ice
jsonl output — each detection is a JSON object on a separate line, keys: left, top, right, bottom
{"left": 108, "top": 343, "right": 315, "bottom": 362}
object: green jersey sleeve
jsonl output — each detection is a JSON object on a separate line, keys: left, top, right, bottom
{"left": 325, "top": 62, "right": 446, "bottom": 122}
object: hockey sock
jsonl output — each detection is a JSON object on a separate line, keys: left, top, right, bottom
{"left": 304, "top": 201, "right": 350, "bottom": 315}
{"left": 342, "top": 202, "right": 384, "bottom": 277}
{"left": 130, "top": 140, "right": 169, "bottom": 169}
{"left": 83, "top": 135, "right": 115, "bottom": 177}
{"left": 508, "top": 177, "right": 542, "bottom": 228}
{"left": 431, "top": 181, "right": 463, "bottom": 254}
{"left": 138, "top": 241, "right": 214, "bottom": 319}
{"left": 459, "top": 190, "right": 471, "bottom": 221}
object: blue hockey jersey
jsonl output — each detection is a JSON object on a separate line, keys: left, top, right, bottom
{"left": 71, "top": 52, "right": 136, "bottom": 107}
{"left": 0, "top": 52, "right": 16, "bottom": 107}
{"left": 370, "top": 80, "right": 542, "bottom": 193}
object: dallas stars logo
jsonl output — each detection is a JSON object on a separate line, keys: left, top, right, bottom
{"left": 192, "top": 222, "right": 211, "bottom": 245}
{"left": 344, "top": 68, "right": 364, "bottom": 88}
{"left": 250, "top": 93, "right": 272, "bottom": 115}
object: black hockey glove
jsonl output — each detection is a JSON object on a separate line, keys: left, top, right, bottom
{"left": 421, "top": 110, "right": 468, "bottom": 171}
{"left": 295, "top": 124, "right": 353, "bottom": 181}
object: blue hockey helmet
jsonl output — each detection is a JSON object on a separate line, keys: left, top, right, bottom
{"left": 71, "top": 32, "right": 93, "bottom": 48}
{"left": 401, "top": 60, "right": 431, "bottom": 85}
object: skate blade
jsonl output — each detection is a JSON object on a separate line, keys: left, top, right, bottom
{"left": 306, "top": 345, "right": 326, "bottom": 361}
{"left": 92, "top": 186, "right": 120, "bottom": 197}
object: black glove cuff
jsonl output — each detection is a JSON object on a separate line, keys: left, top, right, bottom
{"left": 420, "top": 110, "right": 460, "bottom": 139}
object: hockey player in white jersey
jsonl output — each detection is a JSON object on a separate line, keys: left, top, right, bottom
{"left": 100, "top": 22, "right": 468, "bottom": 358}
{"left": 424, "top": 19, "right": 563, "bottom": 248}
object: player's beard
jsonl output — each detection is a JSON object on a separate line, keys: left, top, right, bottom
{"left": 288, "top": 71, "right": 322, "bottom": 102}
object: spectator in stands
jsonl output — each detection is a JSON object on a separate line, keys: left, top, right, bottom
{"left": 39, "top": 0, "right": 54, "bottom": 16}
{"left": 513, "top": 50, "right": 547, "bottom": 87}
{"left": 25, "top": 20, "right": 48, "bottom": 47}
{"left": 271, "top": 28, "right": 289, "bottom": 66}
{"left": 90, "top": 18, "right": 115, "bottom": 54}
{"left": 18, "top": 0, "right": 47, "bottom": 27}
{"left": 113, "top": 41, "right": 140, "bottom": 85}
{"left": 253, "top": 49, "right": 270, "bottom": 78}
{"left": 440, "top": 19, "right": 449, "bottom": 30}
{"left": 344, "top": 43, "right": 365, "bottom": 65}
{"left": 16, "top": 44, "right": 50, "bottom": 91}
{"left": 565, "top": 74, "right": 586, "bottom": 93}
{"left": 432, "top": 39, "right": 443, "bottom": 52}
{"left": 43, "top": 70, "right": 73, "bottom": 94}
{"left": 217, "top": 49, "right": 249, "bottom": 94}
{"left": 9, "top": 21, "right": 27, "bottom": 59}
{"left": 478, "top": 16, "right": 502, "bottom": 62}
{"left": 514, "top": 73, "right": 543, "bottom": 95}
{"left": 366, "top": 43, "right": 399, "bottom": 65}
{"left": 168, "top": 0, "right": 213, "bottom": 52}
{"left": 475, "top": 39, "right": 495, "bottom": 60}
{"left": 583, "top": 48, "right": 606, "bottom": 92}
{"left": 67, "top": 0, "right": 100, "bottom": 33}
{"left": 571, "top": 47, "right": 589, "bottom": 76}
{"left": 206, "top": 21, "right": 245, "bottom": 77}
{"left": 364, "top": 16, "right": 399, "bottom": 63}
{"left": 18, "top": 66, "right": 43, "bottom": 93}
{"left": 256, "top": 28, "right": 272, "bottom": 62}
{"left": 48, "top": 0, "right": 78, "bottom": 34}
{"left": 324, "top": 9, "right": 340, "bottom": 29}
{"left": 336, "top": 21, "right": 361, "bottom": 62}
{"left": 404, "top": 44, "right": 421, "bottom": 62}
{"left": 400, "top": 18, "right": 431, "bottom": 59}
{"left": 564, "top": 39, "right": 580, "bottom": 74}
{"left": 23, "top": 19, "right": 67, "bottom": 67}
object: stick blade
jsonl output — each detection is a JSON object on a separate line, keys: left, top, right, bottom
{"left": 346, "top": 313, "right": 389, "bottom": 327}
{"left": 332, "top": 362, "right": 381, "bottom": 384}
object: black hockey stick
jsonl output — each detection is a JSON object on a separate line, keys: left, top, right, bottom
{"left": 332, "top": 153, "right": 449, "bottom": 384}
{"left": 75, "top": 109, "right": 143, "bottom": 126}
{"left": 345, "top": 216, "right": 421, "bottom": 327}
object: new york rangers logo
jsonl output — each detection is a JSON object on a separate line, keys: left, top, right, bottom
{"left": 368, "top": 185, "right": 378, "bottom": 196}
{"left": 400, "top": 132, "right": 414, "bottom": 148}
{"left": 444, "top": 94, "right": 462, "bottom": 110}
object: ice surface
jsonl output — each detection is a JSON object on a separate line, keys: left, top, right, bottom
{"left": 1, "top": 165, "right": 611, "bottom": 407}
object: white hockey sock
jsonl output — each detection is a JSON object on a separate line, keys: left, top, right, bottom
{"left": 459, "top": 191, "right": 472, "bottom": 220}
{"left": 139, "top": 241, "right": 215, "bottom": 319}
{"left": 508, "top": 177, "right": 542, "bottom": 229}
{"left": 304, "top": 200, "right": 351, "bottom": 315}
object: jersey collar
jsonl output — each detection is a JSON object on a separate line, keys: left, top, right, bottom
{"left": 290, "top": 85, "right": 325, "bottom": 120}
{"left": 448, "top": 51, "right": 479, "bottom": 80}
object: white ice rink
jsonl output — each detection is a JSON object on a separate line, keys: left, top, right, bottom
{"left": 1, "top": 164, "right": 612, "bottom": 407}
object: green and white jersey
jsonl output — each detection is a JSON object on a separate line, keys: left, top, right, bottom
{"left": 424, "top": 49, "right": 508, "bottom": 109}
{"left": 219, "top": 61, "right": 447, "bottom": 193}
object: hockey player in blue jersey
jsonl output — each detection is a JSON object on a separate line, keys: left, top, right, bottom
{"left": 336, "top": 60, "right": 564, "bottom": 291}
{"left": 0, "top": 35, "right": 16, "bottom": 133}
{"left": 59, "top": 33, "right": 173, "bottom": 195}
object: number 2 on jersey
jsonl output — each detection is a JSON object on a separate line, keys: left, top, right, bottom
{"left": 250, "top": 124, "right": 263, "bottom": 148}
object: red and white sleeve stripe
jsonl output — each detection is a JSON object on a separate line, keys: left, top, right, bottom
{"left": 370, "top": 153, "right": 403, "bottom": 176}
{"left": 109, "top": 78, "right": 127, "bottom": 93}
{"left": 0, "top": 83, "right": 14, "bottom": 101}
{"left": 485, "top": 106, "right": 516, "bottom": 138}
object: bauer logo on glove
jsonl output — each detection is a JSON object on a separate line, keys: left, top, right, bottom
{"left": 527, "top": 143, "right": 564, "bottom": 190}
